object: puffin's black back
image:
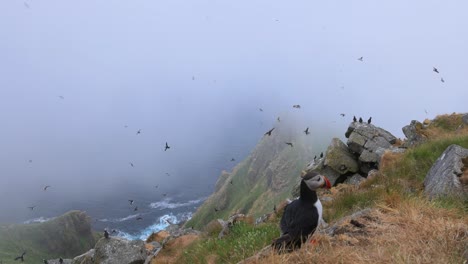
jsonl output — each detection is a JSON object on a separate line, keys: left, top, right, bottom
{"left": 272, "top": 180, "right": 320, "bottom": 252}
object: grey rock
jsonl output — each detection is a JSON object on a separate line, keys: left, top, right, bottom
{"left": 424, "top": 144, "right": 468, "bottom": 199}
{"left": 324, "top": 138, "right": 359, "bottom": 174}
{"left": 402, "top": 120, "right": 426, "bottom": 147}
{"left": 463, "top": 113, "right": 468, "bottom": 125}
{"left": 347, "top": 132, "right": 367, "bottom": 154}
{"left": 94, "top": 237, "right": 146, "bottom": 264}
{"left": 72, "top": 249, "right": 95, "bottom": 264}
{"left": 359, "top": 149, "right": 380, "bottom": 163}
{"left": 346, "top": 174, "right": 366, "bottom": 185}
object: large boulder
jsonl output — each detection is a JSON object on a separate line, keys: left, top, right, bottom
{"left": 424, "top": 144, "right": 468, "bottom": 199}
{"left": 94, "top": 237, "right": 146, "bottom": 264}
{"left": 324, "top": 138, "right": 359, "bottom": 175}
{"left": 402, "top": 120, "right": 426, "bottom": 147}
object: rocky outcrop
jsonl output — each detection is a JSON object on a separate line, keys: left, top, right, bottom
{"left": 93, "top": 237, "right": 146, "bottom": 264}
{"left": 402, "top": 120, "right": 427, "bottom": 147}
{"left": 462, "top": 114, "right": 468, "bottom": 125}
{"left": 345, "top": 122, "right": 399, "bottom": 173}
{"left": 72, "top": 249, "right": 95, "bottom": 264}
{"left": 424, "top": 144, "right": 468, "bottom": 199}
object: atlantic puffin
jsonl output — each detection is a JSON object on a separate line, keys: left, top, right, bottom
{"left": 272, "top": 171, "right": 331, "bottom": 252}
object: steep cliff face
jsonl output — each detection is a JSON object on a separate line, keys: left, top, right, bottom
{"left": 186, "top": 121, "right": 329, "bottom": 229}
{"left": 0, "top": 210, "right": 96, "bottom": 263}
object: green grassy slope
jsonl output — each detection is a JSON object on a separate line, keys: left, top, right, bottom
{"left": 0, "top": 210, "right": 97, "bottom": 264}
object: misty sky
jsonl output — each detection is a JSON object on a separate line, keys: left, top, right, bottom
{"left": 0, "top": 1, "right": 467, "bottom": 222}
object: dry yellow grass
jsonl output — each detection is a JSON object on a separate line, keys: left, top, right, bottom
{"left": 249, "top": 198, "right": 467, "bottom": 264}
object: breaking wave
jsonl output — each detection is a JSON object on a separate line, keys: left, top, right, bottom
{"left": 149, "top": 197, "right": 206, "bottom": 210}
{"left": 23, "top": 216, "right": 55, "bottom": 224}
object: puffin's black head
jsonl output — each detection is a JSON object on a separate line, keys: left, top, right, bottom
{"left": 300, "top": 171, "right": 332, "bottom": 190}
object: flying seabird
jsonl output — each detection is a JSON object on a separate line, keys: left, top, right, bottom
{"left": 165, "top": 142, "right": 170, "bottom": 151}
{"left": 441, "top": 77, "right": 445, "bottom": 83}
{"left": 433, "top": 67, "right": 439, "bottom": 73}
{"left": 14, "top": 251, "right": 26, "bottom": 262}
{"left": 154, "top": 185, "right": 159, "bottom": 189}
{"left": 165, "top": 172, "right": 170, "bottom": 176}
{"left": 359, "top": 117, "right": 363, "bottom": 123}
{"left": 353, "top": 116, "right": 357, "bottom": 122}
{"left": 27, "top": 206, "right": 36, "bottom": 211}
{"left": 272, "top": 172, "right": 331, "bottom": 252}
{"left": 304, "top": 127, "right": 310, "bottom": 135}
{"left": 43, "top": 185, "right": 51, "bottom": 191}
{"left": 28, "top": 160, "right": 32, "bottom": 163}
{"left": 162, "top": 193, "right": 167, "bottom": 197}
{"left": 277, "top": 117, "right": 281, "bottom": 122}
{"left": 136, "top": 129, "right": 141, "bottom": 135}
{"left": 128, "top": 199, "right": 134, "bottom": 205}
{"left": 259, "top": 108, "right": 263, "bottom": 112}
{"left": 129, "top": 162, "right": 134, "bottom": 167}
{"left": 340, "top": 113, "right": 345, "bottom": 117}
{"left": 292, "top": 104, "right": 301, "bottom": 109}
{"left": 358, "top": 56, "right": 363, "bottom": 61}
{"left": 231, "top": 158, "right": 235, "bottom": 161}
{"left": 368, "top": 117, "right": 372, "bottom": 124}
{"left": 285, "top": 142, "right": 294, "bottom": 147}
{"left": 264, "top": 127, "right": 275, "bottom": 136}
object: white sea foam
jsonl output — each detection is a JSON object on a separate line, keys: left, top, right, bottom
{"left": 99, "top": 213, "right": 139, "bottom": 223}
{"left": 23, "top": 216, "right": 55, "bottom": 224}
{"left": 118, "top": 212, "right": 193, "bottom": 241}
{"left": 149, "top": 197, "right": 206, "bottom": 210}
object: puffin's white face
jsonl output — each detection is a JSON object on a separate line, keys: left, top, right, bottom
{"left": 302, "top": 172, "right": 332, "bottom": 190}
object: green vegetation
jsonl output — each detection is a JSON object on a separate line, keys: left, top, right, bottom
{"left": 0, "top": 211, "right": 96, "bottom": 264}
{"left": 179, "top": 222, "right": 279, "bottom": 264}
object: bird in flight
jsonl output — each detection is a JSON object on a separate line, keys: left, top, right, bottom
{"left": 28, "top": 206, "right": 36, "bottom": 211}
{"left": 277, "top": 117, "right": 280, "bottom": 122}
{"left": 134, "top": 206, "right": 138, "bottom": 212}
{"left": 124, "top": 125, "right": 128, "bottom": 128}
{"left": 58, "top": 95, "right": 64, "bottom": 99}
{"left": 293, "top": 104, "right": 301, "bottom": 109}
{"left": 154, "top": 185, "right": 159, "bottom": 189}
{"left": 28, "top": 160, "right": 32, "bottom": 163}
{"left": 128, "top": 199, "right": 134, "bottom": 205}
{"left": 165, "top": 172, "right": 170, "bottom": 176}
{"left": 259, "top": 108, "right": 263, "bottom": 112}
{"left": 162, "top": 193, "right": 167, "bottom": 197}
{"left": 129, "top": 162, "right": 134, "bottom": 167}
{"left": 165, "top": 142, "right": 170, "bottom": 151}
{"left": 441, "top": 77, "right": 445, "bottom": 83}
{"left": 340, "top": 113, "right": 345, "bottom": 117}
{"left": 14, "top": 251, "right": 26, "bottom": 262}
{"left": 358, "top": 56, "right": 363, "bottom": 61}
{"left": 264, "top": 127, "right": 275, "bottom": 136}
{"left": 433, "top": 67, "right": 439, "bottom": 73}
{"left": 136, "top": 129, "right": 141, "bottom": 135}
{"left": 43, "top": 185, "right": 51, "bottom": 191}
{"left": 231, "top": 158, "right": 235, "bottom": 162}
{"left": 285, "top": 142, "right": 294, "bottom": 147}
{"left": 304, "top": 127, "right": 310, "bottom": 135}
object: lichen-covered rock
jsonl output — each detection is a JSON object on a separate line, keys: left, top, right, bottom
{"left": 72, "top": 249, "right": 94, "bottom": 264}
{"left": 424, "top": 144, "right": 468, "bottom": 199}
{"left": 324, "top": 138, "right": 359, "bottom": 175}
{"left": 345, "top": 174, "right": 366, "bottom": 185}
{"left": 94, "top": 237, "right": 146, "bottom": 264}
{"left": 402, "top": 120, "right": 426, "bottom": 147}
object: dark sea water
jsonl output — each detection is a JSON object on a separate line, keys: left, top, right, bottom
{"left": 23, "top": 191, "right": 208, "bottom": 240}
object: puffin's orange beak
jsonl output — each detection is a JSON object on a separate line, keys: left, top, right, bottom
{"left": 323, "top": 176, "right": 332, "bottom": 189}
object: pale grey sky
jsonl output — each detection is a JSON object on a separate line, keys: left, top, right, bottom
{"left": 0, "top": 0, "right": 467, "bottom": 222}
